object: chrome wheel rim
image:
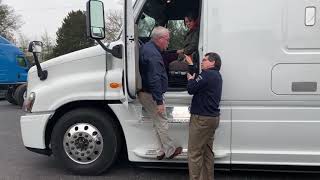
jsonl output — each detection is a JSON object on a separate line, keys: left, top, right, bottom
{"left": 63, "top": 123, "right": 104, "bottom": 164}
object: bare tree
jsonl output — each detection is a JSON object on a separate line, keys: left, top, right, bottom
{"left": 0, "top": 0, "right": 22, "bottom": 42}
{"left": 17, "top": 33, "right": 29, "bottom": 52}
{"left": 104, "top": 10, "right": 122, "bottom": 42}
{"left": 16, "top": 33, "right": 35, "bottom": 65}
{"left": 41, "top": 30, "right": 54, "bottom": 61}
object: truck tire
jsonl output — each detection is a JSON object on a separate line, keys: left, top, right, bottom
{"left": 5, "top": 88, "right": 17, "bottom": 105}
{"left": 51, "top": 108, "right": 122, "bottom": 175}
{"left": 14, "top": 84, "right": 27, "bottom": 107}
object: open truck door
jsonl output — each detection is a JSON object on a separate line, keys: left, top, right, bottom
{"left": 123, "top": 0, "right": 140, "bottom": 100}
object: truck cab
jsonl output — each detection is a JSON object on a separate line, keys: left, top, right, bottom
{"left": 0, "top": 35, "right": 30, "bottom": 106}
{"left": 21, "top": 0, "right": 320, "bottom": 175}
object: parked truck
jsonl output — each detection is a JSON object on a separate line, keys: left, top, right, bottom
{"left": 21, "top": 0, "right": 320, "bottom": 175}
{"left": 0, "top": 35, "right": 30, "bottom": 106}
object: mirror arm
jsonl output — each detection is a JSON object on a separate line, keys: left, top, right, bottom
{"left": 96, "top": 39, "right": 112, "bottom": 53}
{"left": 96, "top": 40, "right": 122, "bottom": 59}
{"left": 33, "top": 52, "right": 48, "bottom": 81}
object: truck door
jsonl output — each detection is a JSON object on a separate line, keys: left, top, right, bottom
{"left": 0, "top": 47, "right": 10, "bottom": 84}
{"left": 125, "top": 0, "right": 231, "bottom": 166}
{"left": 15, "top": 55, "right": 29, "bottom": 82}
{"left": 123, "top": 0, "right": 143, "bottom": 99}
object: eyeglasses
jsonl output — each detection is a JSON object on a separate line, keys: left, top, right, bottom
{"left": 202, "top": 58, "right": 209, "bottom": 62}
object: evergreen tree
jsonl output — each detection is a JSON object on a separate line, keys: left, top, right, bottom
{"left": 52, "top": 10, "right": 94, "bottom": 57}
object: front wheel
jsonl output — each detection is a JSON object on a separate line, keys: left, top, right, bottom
{"left": 14, "top": 84, "right": 27, "bottom": 107}
{"left": 51, "top": 108, "right": 121, "bottom": 175}
{"left": 5, "top": 88, "right": 17, "bottom": 105}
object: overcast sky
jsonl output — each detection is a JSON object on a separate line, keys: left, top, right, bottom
{"left": 3, "top": 0, "right": 122, "bottom": 42}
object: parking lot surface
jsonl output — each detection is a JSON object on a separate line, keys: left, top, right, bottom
{"left": 0, "top": 100, "right": 319, "bottom": 179}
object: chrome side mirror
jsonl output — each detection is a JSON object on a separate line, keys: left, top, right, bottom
{"left": 28, "top": 41, "right": 43, "bottom": 53}
{"left": 86, "top": 0, "right": 105, "bottom": 39}
{"left": 28, "top": 41, "right": 47, "bottom": 80}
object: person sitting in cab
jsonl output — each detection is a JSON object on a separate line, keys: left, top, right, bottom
{"left": 169, "top": 11, "right": 199, "bottom": 72}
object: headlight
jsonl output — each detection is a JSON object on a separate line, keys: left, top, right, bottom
{"left": 23, "top": 92, "right": 36, "bottom": 113}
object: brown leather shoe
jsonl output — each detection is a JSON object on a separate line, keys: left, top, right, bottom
{"left": 156, "top": 153, "right": 165, "bottom": 160}
{"left": 168, "top": 147, "right": 182, "bottom": 159}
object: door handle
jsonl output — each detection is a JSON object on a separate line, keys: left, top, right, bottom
{"left": 305, "top": 6, "right": 316, "bottom": 26}
{"left": 128, "top": 35, "right": 134, "bottom": 42}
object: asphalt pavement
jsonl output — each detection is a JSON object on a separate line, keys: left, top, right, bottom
{"left": 0, "top": 90, "right": 6, "bottom": 100}
{"left": 0, "top": 100, "right": 320, "bottom": 180}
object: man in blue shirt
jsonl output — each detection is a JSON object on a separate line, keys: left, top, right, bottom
{"left": 186, "top": 52, "right": 222, "bottom": 180}
{"left": 138, "top": 26, "right": 182, "bottom": 160}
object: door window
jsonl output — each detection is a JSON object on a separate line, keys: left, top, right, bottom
{"left": 16, "top": 56, "right": 27, "bottom": 68}
{"left": 138, "top": 13, "right": 156, "bottom": 38}
{"left": 167, "top": 20, "right": 188, "bottom": 50}
{"left": 286, "top": 0, "right": 320, "bottom": 49}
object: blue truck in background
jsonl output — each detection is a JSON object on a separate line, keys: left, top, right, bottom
{"left": 0, "top": 35, "right": 30, "bottom": 106}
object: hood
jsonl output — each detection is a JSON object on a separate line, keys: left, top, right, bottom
{"left": 28, "top": 45, "right": 106, "bottom": 74}
{"left": 26, "top": 44, "right": 112, "bottom": 112}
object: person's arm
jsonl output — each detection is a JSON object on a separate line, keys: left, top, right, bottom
{"left": 146, "top": 56, "right": 164, "bottom": 105}
{"left": 177, "top": 49, "right": 184, "bottom": 54}
{"left": 184, "top": 54, "right": 193, "bottom": 65}
{"left": 183, "top": 30, "right": 199, "bottom": 55}
{"left": 187, "top": 72, "right": 207, "bottom": 95}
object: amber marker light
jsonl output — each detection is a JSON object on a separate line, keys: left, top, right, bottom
{"left": 110, "top": 83, "right": 122, "bottom": 88}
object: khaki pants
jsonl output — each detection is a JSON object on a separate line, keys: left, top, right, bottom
{"left": 188, "top": 114, "right": 220, "bottom": 180}
{"left": 138, "top": 91, "right": 176, "bottom": 158}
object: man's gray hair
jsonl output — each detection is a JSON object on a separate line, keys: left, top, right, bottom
{"left": 151, "top": 26, "right": 169, "bottom": 40}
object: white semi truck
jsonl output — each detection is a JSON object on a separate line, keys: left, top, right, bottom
{"left": 21, "top": 0, "right": 320, "bottom": 175}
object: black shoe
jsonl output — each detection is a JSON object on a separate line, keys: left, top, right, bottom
{"left": 156, "top": 153, "right": 165, "bottom": 160}
{"left": 168, "top": 147, "right": 182, "bottom": 159}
